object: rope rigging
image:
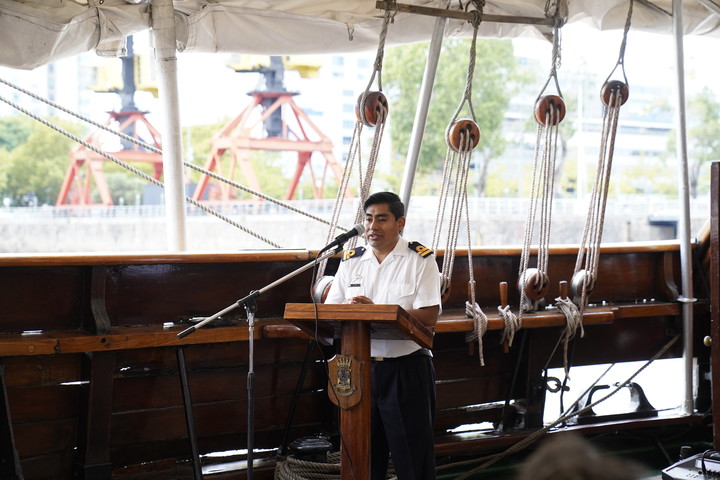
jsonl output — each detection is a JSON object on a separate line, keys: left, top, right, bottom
{"left": 429, "top": 1, "right": 488, "bottom": 365}
{"left": 507, "top": 0, "right": 566, "bottom": 360}
{"left": 0, "top": 76, "right": 354, "bottom": 248}
{"left": 547, "top": 0, "right": 633, "bottom": 402}
{"left": 570, "top": 0, "right": 633, "bottom": 312}
{"left": 313, "top": 3, "right": 395, "bottom": 284}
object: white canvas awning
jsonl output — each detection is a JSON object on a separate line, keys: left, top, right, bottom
{"left": 1, "top": 0, "right": 720, "bottom": 70}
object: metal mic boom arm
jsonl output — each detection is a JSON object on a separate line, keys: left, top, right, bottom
{"left": 177, "top": 245, "right": 342, "bottom": 339}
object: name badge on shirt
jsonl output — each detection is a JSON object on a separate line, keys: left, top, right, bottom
{"left": 346, "top": 275, "right": 364, "bottom": 298}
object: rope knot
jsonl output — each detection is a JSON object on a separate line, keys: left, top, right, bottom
{"left": 497, "top": 305, "right": 520, "bottom": 347}
{"left": 465, "top": 301, "right": 488, "bottom": 366}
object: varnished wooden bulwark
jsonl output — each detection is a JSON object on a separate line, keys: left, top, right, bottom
{"left": 0, "top": 239, "right": 708, "bottom": 479}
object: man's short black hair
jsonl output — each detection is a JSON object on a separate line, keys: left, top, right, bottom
{"left": 364, "top": 191, "right": 405, "bottom": 220}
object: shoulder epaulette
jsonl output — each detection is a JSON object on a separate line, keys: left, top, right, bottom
{"left": 342, "top": 246, "right": 366, "bottom": 261}
{"left": 408, "top": 241, "right": 433, "bottom": 258}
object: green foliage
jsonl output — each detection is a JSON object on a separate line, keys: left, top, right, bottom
{"left": 183, "top": 120, "right": 228, "bottom": 182}
{"left": 687, "top": 87, "right": 720, "bottom": 197}
{"left": 619, "top": 158, "right": 677, "bottom": 198}
{"left": 383, "top": 38, "right": 532, "bottom": 195}
{"left": 665, "top": 87, "right": 720, "bottom": 198}
{"left": 0, "top": 115, "right": 87, "bottom": 205}
{"left": 0, "top": 116, "right": 33, "bottom": 152}
{"left": 101, "top": 171, "right": 148, "bottom": 205}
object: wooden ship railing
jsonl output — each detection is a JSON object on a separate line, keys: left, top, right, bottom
{"left": 0, "top": 228, "right": 712, "bottom": 480}
{"left": 5, "top": 156, "right": 720, "bottom": 478}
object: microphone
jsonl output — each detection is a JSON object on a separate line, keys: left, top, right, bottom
{"left": 320, "top": 224, "right": 365, "bottom": 253}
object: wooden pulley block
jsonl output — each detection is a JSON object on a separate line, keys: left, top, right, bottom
{"left": 518, "top": 267, "right": 549, "bottom": 301}
{"left": 355, "top": 91, "right": 389, "bottom": 127}
{"left": 534, "top": 95, "right": 566, "bottom": 126}
{"left": 446, "top": 118, "right": 481, "bottom": 152}
{"left": 600, "top": 80, "right": 629, "bottom": 107}
{"left": 311, "top": 275, "right": 334, "bottom": 304}
{"left": 570, "top": 269, "right": 594, "bottom": 299}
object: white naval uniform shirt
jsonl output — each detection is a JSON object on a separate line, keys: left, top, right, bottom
{"left": 324, "top": 236, "right": 442, "bottom": 358}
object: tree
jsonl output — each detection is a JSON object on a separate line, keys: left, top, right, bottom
{"left": 0, "top": 116, "right": 32, "bottom": 152}
{"left": 664, "top": 87, "right": 720, "bottom": 199}
{"left": 686, "top": 87, "right": 720, "bottom": 198}
{"left": 0, "top": 115, "right": 86, "bottom": 205}
{"left": 382, "top": 37, "right": 531, "bottom": 195}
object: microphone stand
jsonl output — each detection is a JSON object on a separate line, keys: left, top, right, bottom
{"left": 176, "top": 245, "right": 344, "bottom": 479}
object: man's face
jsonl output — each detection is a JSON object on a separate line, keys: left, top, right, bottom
{"left": 364, "top": 203, "right": 405, "bottom": 254}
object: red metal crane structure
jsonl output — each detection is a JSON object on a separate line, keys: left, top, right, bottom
{"left": 56, "top": 37, "right": 162, "bottom": 206}
{"left": 191, "top": 56, "right": 344, "bottom": 202}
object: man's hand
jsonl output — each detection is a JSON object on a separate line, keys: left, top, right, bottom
{"left": 346, "top": 295, "right": 374, "bottom": 304}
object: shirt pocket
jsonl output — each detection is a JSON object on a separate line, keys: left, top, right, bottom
{"left": 388, "top": 282, "right": 414, "bottom": 299}
{"left": 346, "top": 284, "right": 365, "bottom": 298}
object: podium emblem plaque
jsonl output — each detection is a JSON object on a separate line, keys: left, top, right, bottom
{"left": 327, "top": 354, "right": 363, "bottom": 409}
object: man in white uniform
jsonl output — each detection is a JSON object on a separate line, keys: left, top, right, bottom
{"left": 324, "top": 191, "right": 442, "bottom": 480}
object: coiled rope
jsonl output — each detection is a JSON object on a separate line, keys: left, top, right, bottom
{"left": 274, "top": 452, "right": 343, "bottom": 480}
{"left": 274, "top": 452, "right": 397, "bottom": 480}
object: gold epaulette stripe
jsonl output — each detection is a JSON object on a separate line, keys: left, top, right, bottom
{"left": 342, "top": 246, "right": 366, "bottom": 261}
{"left": 408, "top": 241, "right": 433, "bottom": 257}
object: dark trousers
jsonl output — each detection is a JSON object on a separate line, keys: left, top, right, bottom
{"left": 370, "top": 353, "right": 436, "bottom": 480}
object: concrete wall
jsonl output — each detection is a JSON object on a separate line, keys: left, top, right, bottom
{"left": 0, "top": 202, "right": 706, "bottom": 254}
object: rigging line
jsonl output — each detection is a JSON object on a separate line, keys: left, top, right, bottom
{"left": 431, "top": 6, "right": 487, "bottom": 357}
{"left": 446, "top": 333, "right": 680, "bottom": 479}
{"left": 316, "top": 81, "right": 387, "bottom": 278}
{"left": 183, "top": 163, "right": 348, "bottom": 230}
{"left": 573, "top": 90, "right": 624, "bottom": 310}
{"left": 517, "top": 8, "right": 565, "bottom": 318}
{"left": 314, "top": 123, "right": 363, "bottom": 282}
{"left": 431, "top": 148, "right": 453, "bottom": 256}
{"left": 319, "top": 2, "right": 393, "bottom": 269}
{"left": 559, "top": 362, "right": 615, "bottom": 420}
{"left": 0, "top": 93, "right": 282, "bottom": 248}
{"left": 572, "top": 3, "right": 632, "bottom": 310}
{"left": 604, "top": 0, "right": 635, "bottom": 87}
{"left": 448, "top": 8, "right": 482, "bottom": 125}
{"left": 436, "top": 3, "right": 484, "bottom": 284}
{"left": 0, "top": 75, "right": 345, "bottom": 231}
{"left": 353, "top": 113, "right": 386, "bottom": 227}
{"left": 535, "top": 10, "right": 565, "bottom": 102}
{"left": 439, "top": 147, "right": 466, "bottom": 286}
{"left": 517, "top": 103, "right": 561, "bottom": 321}
{"left": 463, "top": 151, "right": 488, "bottom": 365}
{"left": 555, "top": 295, "right": 583, "bottom": 375}
{"left": 358, "top": 1, "right": 395, "bottom": 126}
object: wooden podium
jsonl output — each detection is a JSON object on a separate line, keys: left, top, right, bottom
{"left": 284, "top": 304, "right": 434, "bottom": 480}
